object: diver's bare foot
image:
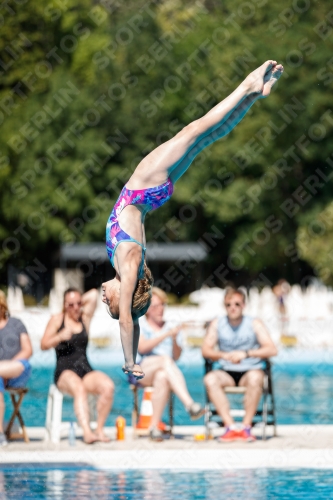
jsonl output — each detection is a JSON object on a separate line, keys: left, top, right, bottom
{"left": 83, "top": 431, "right": 100, "bottom": 444}
{"left": 260, "top": 64, "right": 284, "bottom": 98}
{"left": 122, "top": 363, "right": 145, "bottom": 380}
{"left": 243, "top": 60, "right": 277, "bottom": 95}
{"left": 95, "top": 431, "right": 111, "bottom": 442}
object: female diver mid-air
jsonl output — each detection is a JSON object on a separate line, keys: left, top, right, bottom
{"left": 102, "top": 60, "right": 284, "bottom": 380}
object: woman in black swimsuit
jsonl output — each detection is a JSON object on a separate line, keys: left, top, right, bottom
{"left": 54, "top": 315, "right": 93, "bottom": 385}
{"left": 41, "top": 288, "right": 114, "bottom": 444}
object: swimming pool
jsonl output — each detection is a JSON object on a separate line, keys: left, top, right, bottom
{"left": 4, "top": 349, "right": 333, "bottom": 426}
{"left": 0, "top": 467, "right": 331, "bottom": 499}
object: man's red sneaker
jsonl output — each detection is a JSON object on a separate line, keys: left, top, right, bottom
{"left": 237, "top": 426, "right": 256, "bottom": 442}
{"left": 218, "top": 427, "right": 239, "bottom": 442}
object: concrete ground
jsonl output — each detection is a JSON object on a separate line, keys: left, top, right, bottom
{"left": 1, "top": 425, "right": 333, "bottom": 469}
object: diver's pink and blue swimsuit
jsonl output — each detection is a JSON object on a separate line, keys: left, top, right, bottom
{"left": 106, "top": 179, "right": 174, "bottom": 279}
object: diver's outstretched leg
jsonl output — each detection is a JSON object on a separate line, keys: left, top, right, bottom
{"left": 170, "top": 94, "right": 258, "bottom": 182}
{"left": 128, "top": 61, "right": 283, "bottom": 188}
{"left": 170, "top": 64, "right": 284, "bottom": 182}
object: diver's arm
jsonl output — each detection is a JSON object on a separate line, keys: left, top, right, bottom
{"left": 118, "top": 265, "right": 138, "bottom": 368}
{"left": 133, "top": 319, "right": 140, "bottom": 362}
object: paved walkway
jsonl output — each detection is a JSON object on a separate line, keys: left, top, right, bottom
{"left": 1, "top": 426, "right": 333, "bottom": 469}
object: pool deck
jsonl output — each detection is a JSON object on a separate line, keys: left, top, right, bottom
{"left": 1, "top": 425, "right": 333, "bottom": 469}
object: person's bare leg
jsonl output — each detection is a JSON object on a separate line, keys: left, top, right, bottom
{"left": 0, "top": 361, "right": 24, "bottom": 379}
{"left": 139, "top": 358, "right": 170, "bottom": 431}
{"left": 128, "top": 61, "right": 282, "bottom": 188}
{"left": 204, "top": 371, "right": 236, "bottom": 427}
{"left": 83, "top": 371, "right": 114, "bottom": 442}
{"left": 141, "top": 356, "right": 193, "bottom": 408}
{"left": 0, "top": 393, "right": 4, "bottom": 433}
{"left": 157, "top": 356, "right": 193, "bottom": 408}
{"left": 239, "top": 370, "right": 264, "bottom": 427}
{"left": 57, "top": 370, "right": 99, "bottom": 444}
{"left": 139, "top": 357, "right": 162, "bottom": 387}
{"left": 150, "top": 370, "right": 171, "bottom": 429}
{"left": 170, "top": 64, "right": 284, "bottom": 182}
{"left": 170, "top": 94, "right": 258, "bottom": 182}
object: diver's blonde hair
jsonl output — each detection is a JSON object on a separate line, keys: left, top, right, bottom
{"left": 132, "top": 263, "right": 154, "bottom": 317}
{"left": 107, "top": 263, "right": 154, "bottom": 319}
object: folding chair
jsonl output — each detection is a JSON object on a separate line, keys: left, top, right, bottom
{"left": 204, "top": 359, "right": 276, "bottom": 440}
{"left": 5, "top": 387, "right": 30, "bottom": 443}
{"left": 130, "top": 376, "right": 174, "bottom": 439}
{"left": 44, "top": 384, "right": 97, "bottom": 443}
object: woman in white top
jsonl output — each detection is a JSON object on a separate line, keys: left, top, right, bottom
{"left": 138, "top": 287, "right": 203, "bottom": 440}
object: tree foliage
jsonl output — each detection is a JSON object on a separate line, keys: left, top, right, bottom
{"left": 0, "top": 0, "right": 332, "bottom": 288}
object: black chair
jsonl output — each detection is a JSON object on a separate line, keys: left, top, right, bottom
{"left": 204, "top": 359, "right": 276, "bottom": 440}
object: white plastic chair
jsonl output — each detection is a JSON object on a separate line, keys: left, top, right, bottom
{"left": 44, "top": 384, "right": 97, "bottom": 443}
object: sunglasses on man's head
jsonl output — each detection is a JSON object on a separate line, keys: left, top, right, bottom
{"left": 225, "top": 302, "right": 242, "bottom": 307}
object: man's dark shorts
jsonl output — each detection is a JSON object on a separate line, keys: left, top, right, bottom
{"left": 222, "top": 370, "right": 248, "bottom": 386}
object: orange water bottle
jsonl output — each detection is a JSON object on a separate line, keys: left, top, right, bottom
{"left": 116, "top": 416, "right": 126, "bottom": 440}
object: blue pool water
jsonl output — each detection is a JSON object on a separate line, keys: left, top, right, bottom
{"left": 0, "top": 467, "right": 332, "bottom": 499}
{"left": 4, "top": 349, "right": 333, "bottom": 426}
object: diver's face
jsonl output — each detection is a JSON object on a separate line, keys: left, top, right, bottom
{"left": 102, "top": 278, "right": 120, "bottom": 319}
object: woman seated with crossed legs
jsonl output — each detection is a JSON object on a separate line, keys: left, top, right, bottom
{"left": 138, "top": 287, "right": 204, "bottom": 440}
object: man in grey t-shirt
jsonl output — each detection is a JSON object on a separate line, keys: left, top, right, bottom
{"left": 0, "top": 291, "right": 33, "bottom": 446}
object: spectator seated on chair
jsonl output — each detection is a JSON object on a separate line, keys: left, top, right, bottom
{"left": 41, "top": 287, "right": 114, "bottom": 444}
{"left": 0, "top": 291, "right": 32, "bottom": 447}
{"left": 202, "top": 287, "right": 278, "bottom": 443}
{"left": 138, "top": 287, "right": 204, "bottom": 441}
